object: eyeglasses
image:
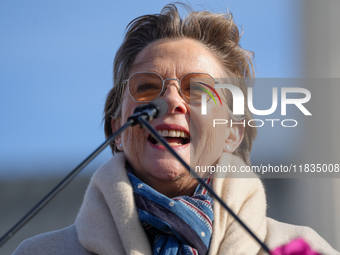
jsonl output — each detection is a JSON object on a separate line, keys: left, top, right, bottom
{"left": 124, "top": 72, "right": 217, "bottom": 103}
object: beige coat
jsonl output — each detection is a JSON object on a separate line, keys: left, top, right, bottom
{"left": 13, "top": 153, "right": 339, "bottom": 255}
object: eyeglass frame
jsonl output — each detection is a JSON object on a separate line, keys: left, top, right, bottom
{"left": 122, "top": 71, "right": 218, "bottom": 103}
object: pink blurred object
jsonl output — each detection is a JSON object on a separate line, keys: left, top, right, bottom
{"left": 270, "top": 238, "right": 321, "bottom": 255}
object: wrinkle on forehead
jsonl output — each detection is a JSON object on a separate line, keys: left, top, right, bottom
{"left": 130, "top": 51, "right": 154, "bottom": 72}
{"left": 129, "top": 38, "right": 226, "bottom": 78}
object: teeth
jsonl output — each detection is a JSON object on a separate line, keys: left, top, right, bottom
{"left": 168, "top": 142, "right": 182, "bottom": 146}
{"left": 157, "top": 129, "right": 189, "bottom": 138}
{"left": 155, "top": 142, "right": 182, "bottom": 146}
{"left": 168, "top": 130, "right": 176, "bottom": 137}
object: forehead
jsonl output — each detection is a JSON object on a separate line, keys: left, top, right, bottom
{"left": 130, "top": 38, "right": 225, "bottom": 78}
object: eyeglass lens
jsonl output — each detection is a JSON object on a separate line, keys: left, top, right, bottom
{"left": 128, "top": 72, "right": 215, "bottom": 102}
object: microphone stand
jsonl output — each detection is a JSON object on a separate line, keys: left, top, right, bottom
{"left": 137, "top": 115, "right": 271, "bottom": 255}
{"left": 0, "top": 120, "right": 135, "bottom": 248}
{"left": 1, "top": 101, "right": 271, "bottom": 254}
{"left": 0, "top": 100, "right": 165, "bottom": 248}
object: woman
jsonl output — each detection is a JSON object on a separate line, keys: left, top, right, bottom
{"left": 13, "top": 4, "right": 338, "bottom": 255}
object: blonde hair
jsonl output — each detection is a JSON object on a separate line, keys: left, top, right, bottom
{"left": 104, "top": 3, "right": 256, "bottom": 165}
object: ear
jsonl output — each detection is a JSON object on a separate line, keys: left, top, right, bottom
{"left": 223, "top": 123, "right": 245, "bottom": 153}
{"left": 111, "top": 117, "right": 123, "bottom": 151}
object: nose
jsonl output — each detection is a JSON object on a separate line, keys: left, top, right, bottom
{"left": 161, "top": 79, "right": 187, "bottom": 114}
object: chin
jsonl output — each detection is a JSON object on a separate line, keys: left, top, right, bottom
{"left": 149, "top": 162, "right": 188, "bottom": 181}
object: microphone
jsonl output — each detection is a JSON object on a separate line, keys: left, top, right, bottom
{"left": 128, "top": 98, "right": 168, "bottom": 124}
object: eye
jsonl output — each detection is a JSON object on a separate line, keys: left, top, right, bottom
{"left": 190, "top": 86, "right": 204, "bottom": 93}
{"left": 136, "top": 82, "right": 160, "bottom": 92}
{"left": 183, "top": 82, "right": 203, "bottom": 91}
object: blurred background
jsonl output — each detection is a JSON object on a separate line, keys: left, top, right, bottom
{"left": 1, "top": 0, "right": 339, "bottom": 254}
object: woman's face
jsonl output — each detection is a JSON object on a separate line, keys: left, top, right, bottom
{"left": 113, "top": 38, "right": 240, "bottom": 196}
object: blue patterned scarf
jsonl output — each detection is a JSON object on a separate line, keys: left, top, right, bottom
{"left": 127, "top": 172, "right": 214, "bottom": 255}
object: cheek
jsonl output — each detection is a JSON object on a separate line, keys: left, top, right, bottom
{"left": 120, "top": 93, "right": 136, "bottom": 122}
{"left": 123, "top": 126, "right": 145, "bottom": 155}
{"left": 190, "top": 106, "right": 217, "bottom": 155}
{"left": 120, "top": 96, "right": 146, "bottom": 155}
{"left": 211, "top": 106, "right": 229, "bottom": 140}
{"left": 190, "top": 103, "right": 229, "bottom": 136}
{"left": 190, "top": 105, "right": 228, "bottom": 163}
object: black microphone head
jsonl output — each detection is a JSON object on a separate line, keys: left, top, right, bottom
{"left": 150, "top": 99, "right": 168, "bottom": 118}
{"left": 133, "top": 103, "right": 149, "bottom": 114}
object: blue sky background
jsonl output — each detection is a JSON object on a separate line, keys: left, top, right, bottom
{"left": 0, "top": 0, "right": 302, "bottom": 178}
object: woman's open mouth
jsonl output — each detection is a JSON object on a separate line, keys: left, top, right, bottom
{"left": 148, "top": 129, "right": 190, "bottom": 146}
